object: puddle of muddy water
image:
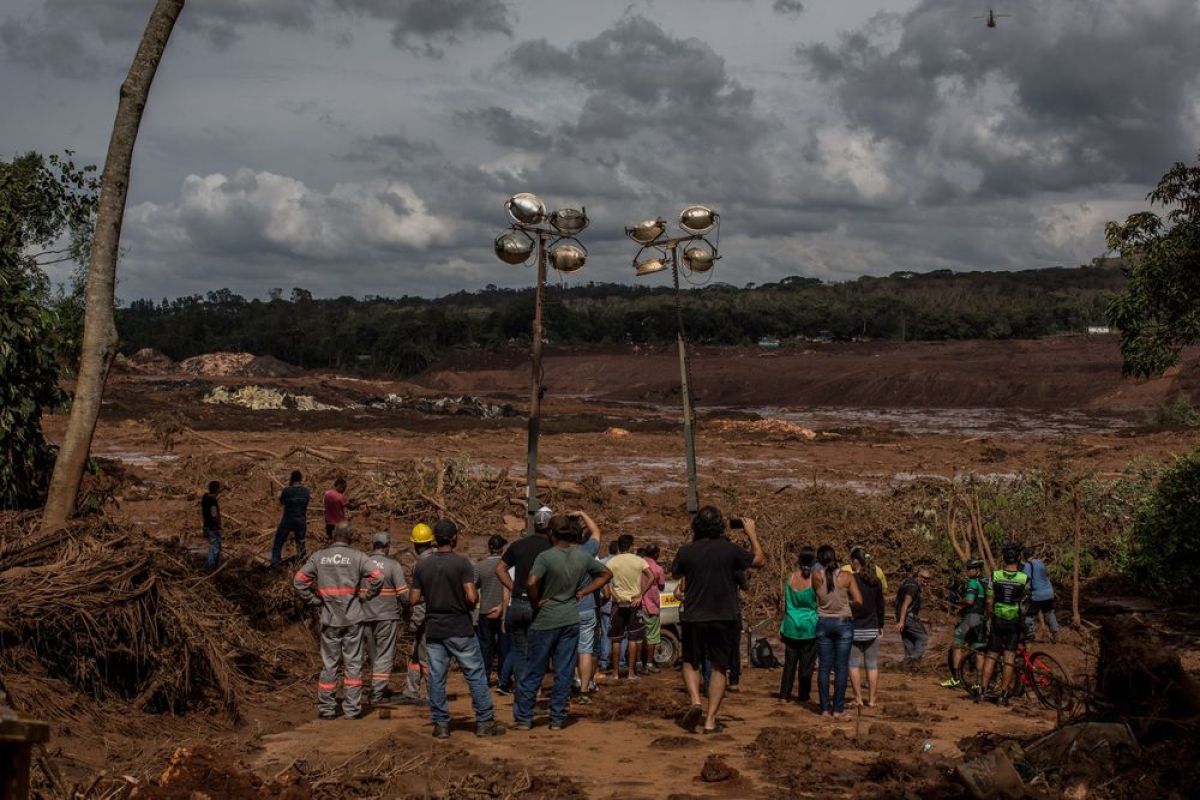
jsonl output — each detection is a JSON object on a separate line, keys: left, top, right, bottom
{"left": 735, "top": 406, "right": 1133, "bottom": 438}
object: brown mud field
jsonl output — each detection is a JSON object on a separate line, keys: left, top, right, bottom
{"left": 7, "top": 336, "right": 1200, "bottom": 798}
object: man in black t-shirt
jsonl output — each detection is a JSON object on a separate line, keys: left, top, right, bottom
{"left": 200, "top": 481, "right": 222, "bottom": 572}
{"left": 410, "top": 519, "right": 506, "bottom": 739}
{"left": 272, "top": 470, "right": 311, "bottom": 567}
{"left": 671, "top": 506, "right": 764, "bottom": 734}
{"left": 495, "top": 506, "right": 554, "bottom": 691}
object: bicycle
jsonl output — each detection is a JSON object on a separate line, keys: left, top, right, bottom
{"left": 958, "top": 629, "right": 1074, "bottom": 711}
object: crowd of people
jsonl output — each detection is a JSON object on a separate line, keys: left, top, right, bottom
{"left": 201, "top": 474, "right": 1063, "bottom": 733}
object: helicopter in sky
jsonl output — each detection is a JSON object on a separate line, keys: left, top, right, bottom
{"left": 975, "top": 9, "right": 1011, "bottom": 28}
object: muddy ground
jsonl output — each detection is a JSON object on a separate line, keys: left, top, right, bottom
{"left": 14, "top": 336, "right": 1200, "bottom": 798}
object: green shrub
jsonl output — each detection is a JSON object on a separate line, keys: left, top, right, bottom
{"left": 1144, "top": 395, "right": 1200, "bottom": 431}
{"left": 1118, "top": 448, "right": 1200, "bottom": 598}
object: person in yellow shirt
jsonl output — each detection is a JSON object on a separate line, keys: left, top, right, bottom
{"left": 604, "top": 534, "right": 653, "bottom": 681}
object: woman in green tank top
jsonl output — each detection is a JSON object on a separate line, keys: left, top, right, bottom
{"left": 779, "top": 548, "right": 819, "bottom": 703}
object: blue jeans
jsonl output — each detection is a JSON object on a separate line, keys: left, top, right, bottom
{"left": 506, "top": 598, "right": 534, "bottom": 687}
{"left": 203, "top": 528, "right": 221, "bottom": 572}
{"left": 596, "top": 605, "right": 612, "bottom": 669}
{"left": 816, "top": 617, "right": 854, "bottom": 713}
{"left": 426, "top": 636, "right": 494, "bottom": 727}
{"left": 476, "top": 616, "right": 506, "bottom": 678}
{"left": 515, "top": 624, "right": 580, "bottom": 726}
{"left": 271, "top": 516, "right": 306, "bottom": 566}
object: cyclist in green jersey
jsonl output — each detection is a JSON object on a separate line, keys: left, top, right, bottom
{"left": 976, "top": 544, "right": 1029, "bottom": 704}
{"left": 941, "top": 558, "right": 987, "bottom": 688}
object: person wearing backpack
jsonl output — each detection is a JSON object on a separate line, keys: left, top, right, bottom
{"left": 778, "top": 548, "right": 819, "bottom": 704}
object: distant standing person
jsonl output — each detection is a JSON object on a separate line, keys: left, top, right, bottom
{"left": 400, "top": 523, "right": 436, "bottom": 706}
{"left": 671, "top": 507, "right": 764, "bottom": 734}
{"left": 596, "top": 540, "right": 619, "bottom": 676}
{"left": 606, "top": 534, "right": 653, "bottom": 682}
{"left": 572, "top": 511, "right": 604, "bottom": 696}
{"left": 201, "top": 481, "right": 222, "bottom": 572}
{"left": 324, "top": 477, "right": 350, "bottom": 536}
{"left": 514, "top": 515, "right": 611, "bottom": 730}
{"left": 293, "top": 523, "right": 383, "bottom": 719}
{"left": 409, "top": 520, "right": 506, "bottom": 738}
{"left": 848, "top": 547, "right": 885, "bottom": 708}
{"left": 812, "top": 545, "right": 863, "bottom": 717}
{"left": 361, "top": 532, "right": 408, "bottom": 706}
{"left": 496, "top": 506, "right": 554, "bottom": 691}
{"left": 272, "top": 470, "right": 311, "bottom": 566}
{"left": 895, "top": 567, "right": 931, "bottom": 665}
{"left": 474, "top": 535, "right": 508, "bottom": 683}
{"left": 638, "top": 544, "right": 667, "bottom": 675}
{"left": 778, "top": 548, "right": 819, "bottom": 704}
{"left": 1022, "top": 546, "right": 1060, "bottom": 643}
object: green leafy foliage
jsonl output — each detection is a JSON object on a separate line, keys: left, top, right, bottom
{"left": 1118, "top": 448, "right": 1200, "bottom": 599}
{"left": 1144, "top": 394, "right": 1200, "bottom": 431}
{"left": 117, "top": 264, "right": 1123, "bottom": 376}
{"left": 1105, "top": 152, "right": 1200, "bottom": 377}
{"left": 0, "top": 151, "right": 98, "bottom": 509}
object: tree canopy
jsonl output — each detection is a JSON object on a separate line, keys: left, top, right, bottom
{"left": 1106, "top": 152, "right": 1200, "bottom": 377}
{"left": 0, "top": 151, "right": 97, "bottom": 508}
{"left": 116, "top": 265, "right": 1123, "bottom": 377}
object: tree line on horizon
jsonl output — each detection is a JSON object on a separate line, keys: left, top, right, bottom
{"left": 117, "top": 264, "right": 1123, "bottom": 376}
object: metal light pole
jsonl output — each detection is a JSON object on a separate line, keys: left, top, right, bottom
{"left": 626, "top": 206, "right": 721, "bottom": 514}
{"left": 494, "top": 195, "right": 588, "bottom": 529}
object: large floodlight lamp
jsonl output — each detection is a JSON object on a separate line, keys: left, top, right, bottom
{"left": 626, "top": 218, "right": 667, "bottom": 245}
{"left": 634, "top": 255, "right": 668, "bottom": 277}
{"left": 506, "top": 192, "right": 547, "bottom": 225}
{"left": 682, "top": 243, "right": 716, "bottom": 273}
{"left": 549, "top": 242, "right": 587, "bottom": 273}
{"left": 494, "top": 230, "right": 535, "bottom": 264}
{"left": 550, "top": 207, "right": 588, "bottom": 236}
{"left": 679, "top": 205, "right": 718, "bottom": 235}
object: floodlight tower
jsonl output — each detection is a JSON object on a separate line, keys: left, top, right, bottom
{"left": 494, "top": 193, "right": 588, "bottom": 528}
{"left": 625, "top": 206, "right": 720, "bottom": 513}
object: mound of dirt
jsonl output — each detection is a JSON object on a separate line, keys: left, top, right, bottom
{"left": 179, "top": 352, "right": 303, "bottom": 378}
{"left": 130, "top": 747, "right": 307, "bottom": 799}
{"left": 203, "top": 385, "right": 338, "bottom": 412}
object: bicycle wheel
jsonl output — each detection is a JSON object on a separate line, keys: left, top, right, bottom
{"left": 959, "top": 649, "right": 983, "bottom": 694}
{"left": 1027, "top": 651, "right": 1073, "bottom": 711}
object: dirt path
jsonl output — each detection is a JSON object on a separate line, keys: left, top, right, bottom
{"left": 250, "top": 643, "right": 1072, "bottom": 798}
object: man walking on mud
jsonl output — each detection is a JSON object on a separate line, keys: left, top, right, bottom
{"left": 409, "top": 520, "right": 506, "bottom": 738}
{"left": 361, "top": 532, "right": 408, "bottom": 706}
{"left": 671, "top": 507, "right": 764, "bottom": 734}
{"left": 293, "top": 523, "right": 384, "bottom": 719}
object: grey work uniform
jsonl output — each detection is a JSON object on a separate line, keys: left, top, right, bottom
{"left": 294, "top": 542, "right": 383, "bottom": 718}
{"left": 361, "top": 554, "right": 408, "bottom": 703}
{"left": 403, "top": 549, "right": 435, "bottom": 700}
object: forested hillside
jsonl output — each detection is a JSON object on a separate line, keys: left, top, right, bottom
{"left": 118, "top": 265, "right": 1124, "bottom": 375}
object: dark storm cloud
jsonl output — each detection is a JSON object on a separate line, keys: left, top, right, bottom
{"left": 0, "top": 20, "right": 100, "bottom": 80}
{"left": 2, "top": 0, "right": 512, "bottom": 69}
{"left": 332, "top": 0, "right": 511, "bottom": 55}
{"left": 772, "top": 0, "right": 805, "bottom": 15}
{"left": 454, "top": 107, "right": 552, "bottom": 150}
{"left": 342, "top": 133, "right": 443, "bottom": 166}
{"left": 798, "top": 0, "right": 1200, "bottom": 198}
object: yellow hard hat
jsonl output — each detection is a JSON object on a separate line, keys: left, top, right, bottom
{"left": 411, "top": 523, "right": 434, "bottom": 544}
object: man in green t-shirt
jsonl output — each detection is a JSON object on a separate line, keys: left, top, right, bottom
{"left": 513, "top": 515, "right": 611, "bottom": 730}
{"left": 941, "top": 559, "right": 987, "bottom": 689}
{"left": 977, "top": 545, "right": 1029, "bottom": 703}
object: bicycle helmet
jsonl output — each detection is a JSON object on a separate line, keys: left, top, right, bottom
{"left": 1001, "top": 543, "right": 1021, "bottom": 564}
{"left": 966, "top": 558, "right": 985, "bottom": 570}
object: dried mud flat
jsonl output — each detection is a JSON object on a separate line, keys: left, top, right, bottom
{"left": 9, "top": 337, "right": 1200, "bottom": 798}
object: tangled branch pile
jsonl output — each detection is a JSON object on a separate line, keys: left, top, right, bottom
{"left": 0, "top": 512, "right": 305, "bottom": 720}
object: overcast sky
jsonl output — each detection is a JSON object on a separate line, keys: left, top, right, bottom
{"left": 3, "top": 0, "right": 1197, "bottom": 301}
